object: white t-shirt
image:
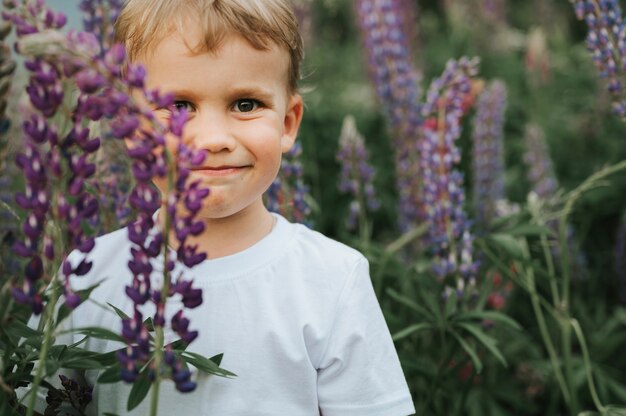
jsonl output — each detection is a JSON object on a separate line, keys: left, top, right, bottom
{"left": 54, "top": 213, "right": 415, "bottom": 416}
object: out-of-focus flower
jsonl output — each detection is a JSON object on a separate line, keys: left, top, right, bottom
{"left": 336, "top": 115, "right": 380, "bottom": 230}
{"left": 523, "top": 124, "right": 588, "bottom": 280}
{"left": 265, "top": 142, "right": 311, "bottom": 225}
{"left": 80, "top": 0, "right": 123, "bottom": 53}
{"left": 419, "top": 57, "right": 481, "bottom": 297}
{"left": 354, "top": 0, "right": 423, "bottom": 230}
{"left": 471, "top": 80, "right": 507, "bottom": 228}
{"left": 571, "top": 0, "right": 626, "bottom": 117}
{"left": 523, "top": 124, "right": 558, "bottom": 199}
{"left": 525, "top": 27, "right": 551, "bottom": 85}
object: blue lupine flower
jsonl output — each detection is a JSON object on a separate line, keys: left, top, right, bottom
{"left": 265, "top": 142, "right": 312, "bottom": 225}
{"left": 354, "top": 0, "right": 423, "bottom": 230}
{"left": 418, "top": 57, "right": 480, "bottom": 296}
{"left": 572, "top": 0, "right": 626, "bottom": 117}
{"left": 336, "top": 115, "right": 380, "bottom": 230}
{"left": 471, "top": 80, "right": 507, "bottom": 228}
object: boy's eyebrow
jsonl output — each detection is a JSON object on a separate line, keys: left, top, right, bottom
{"left": 160, "top": 86, "right": 277, "bottom": 104}
{"left": 225, "top": 86, "right": 276, "bottom": 103}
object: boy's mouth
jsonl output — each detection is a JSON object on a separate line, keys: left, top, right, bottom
{"left": 190, "top": 165, "right": 248, "bottom": 176}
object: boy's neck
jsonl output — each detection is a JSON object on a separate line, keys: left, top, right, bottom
{"left": 159, "top": 202, "right": 277, "bottom": 260}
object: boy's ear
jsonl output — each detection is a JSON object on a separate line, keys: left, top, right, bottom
{"left": 281, "top": 94, "right": 304, "bottom": 152}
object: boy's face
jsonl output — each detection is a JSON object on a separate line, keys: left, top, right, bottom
{"left": 135, "top": 29, "right": 303, "bottom": 220}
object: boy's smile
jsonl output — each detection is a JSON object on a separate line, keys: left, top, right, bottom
{"left": 135, "top": 28, "right": 303, "bottom": 236}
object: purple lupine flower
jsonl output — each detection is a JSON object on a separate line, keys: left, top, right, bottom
{"left": 523, "top": 124, "right": 588, "bottom": 279}
{"left": 418, "top": 57, "right": 480, "bottom": 297}
{"left": 354, "top": 0, "right": 424, "bottom": 230}
{"left": 336, "top": 115, "right": 380, "bottom": 230}
{"left": 523, "top": 124, "right": 558, "bottom": 199}
{"left": 5, "top": 2, "right": 103, "bottom": 314}
{"left": 265, "top": 142, "right": 312, "bottom": 225}
{"left": 7, "top": 0, "right": 211, "bottom": 395}
{"left": 80, "top": 0, "right": 123, "bottom": 53}
{"left": 117, "top": 97, "right": 209, "bottom": 392}
{"left": 471, "top": 80, "right": 507, "bottom": 228}
{"left": 571, "top": 0, "right": 626, "bottom": 117}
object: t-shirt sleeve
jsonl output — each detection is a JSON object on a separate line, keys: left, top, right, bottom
{"left": 316, "top": 256, "right": 415, "bottom": 416}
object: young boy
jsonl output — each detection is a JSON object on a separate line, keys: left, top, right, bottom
{"left": 45, "top": 0, "right": 415, "bottom": 414}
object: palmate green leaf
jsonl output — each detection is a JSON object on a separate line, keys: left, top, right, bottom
{"left": 449, "top": 329, "right": 482, "bottom": 373}
{"left": 127, "top": 370, "right": 152, "bottom": 412}
{"left": 456, "top": 322, "right": 508, "bottom": 368}
{"left": 392, "top": 323, "right": 433, "bottom": 341}
{"left": 455, "top": 310, "right": 522, "bottom": 330}
{"left": 181, "top": 351, "right": 236, "bottom": 377}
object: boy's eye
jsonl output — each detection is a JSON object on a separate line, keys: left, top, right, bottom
{"left": 172, "top": 101, "right": 194, "bottom": 112}
{"left": 234, "top": 99, "right": 260, "bottom": 113}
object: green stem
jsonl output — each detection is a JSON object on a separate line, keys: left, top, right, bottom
{"left": 571, "top": 319, "right": 607, "bottom": 414}
{"left": 149, "top": 148, "right": 176, "bottom": 416}
{"left": 519, "top": 239, "right": 571, "bottom": 406}
{"left": 539, "top": 233, "right": 560, "bottom": 307}
{"left": 26, "top": 289, "right": 60, "bottom": 416}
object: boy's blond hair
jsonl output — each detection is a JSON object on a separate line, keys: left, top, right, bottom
{"left": 114, "top": 0, "right": 303, "bottom": 92}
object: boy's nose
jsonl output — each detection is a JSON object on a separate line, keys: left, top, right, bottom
{"left": 184, "top": 114, "right": 236, "bottom": 153}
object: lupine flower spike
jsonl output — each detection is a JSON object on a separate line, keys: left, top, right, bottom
{"left": 471, "top": 80, "right": 507, "bottom": 229}
{"left": 571, "top": 0, "right": 626, "bottom": 118}
{"left": 354, "top": 0, "right": 424, "bottom": 230}
{"left": 419, "top": 57, "right": 481, "bottom": 298}
{"left": 5, "top": 0, "right": 212, "bottom": 398}
{"left": 265, "top": 142, "right": 312, "bottom": 225}
{"left": 523, "top": 123, "right": 588, "bottom": 279}
{"left": 336, "top": 115, "right": 380, "bottom": 231}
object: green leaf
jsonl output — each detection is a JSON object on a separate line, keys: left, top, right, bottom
{"left": 3, "top": 320, "right": 41, "bottom": 339}
{"left": 143, "top": 317, "right": 155, "bottom": 332}
{"left": 210, "top": 353, "right": 223, "bottom": 366}
{"left": 456, "top": 311, "right": 522, "bottom": 330}
{"left": 103, "top": 413, "right": 121, "bottom": 416}
{"left": 63, "top": 358, "right": 104, "bottom": 370}
{"left": 181, "top": 351, "right": 236, "bottom": 377}
{"left": 392, "top": 323, "right": 433, "bottom": 341}
{"left": 107, "top": 303, "right": 130, "bottom": 320}
{"left": 505, "top": 224, "right": 555, "bottom": 237}
{"left": 98, "top": 365, "right": 122, "bottom": 384}
{"left": 45, "top": 358, "right": 60, "bottom": 376}
{"left": 606, "top": 405, "right": 626, "bottom": 416}
{"left": 457, "top": 322, "right": 508, "bottom": 367}
{"left": 449, "top": 329, "right": 482, "bottom": 373}
{"left": 487, "top": 234, "right": 525, "bottom": 260}
{"left": 68, "top": 327, "right": 125, "bottom": 343}
{"left": 385, "top": 288, "right": 434, "bottom": 320}
{"left": 127, "top": 371, "right": 152, "bottom": 412}
{"left": 444, "top": 291, "right": 457, "bottom": 318}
